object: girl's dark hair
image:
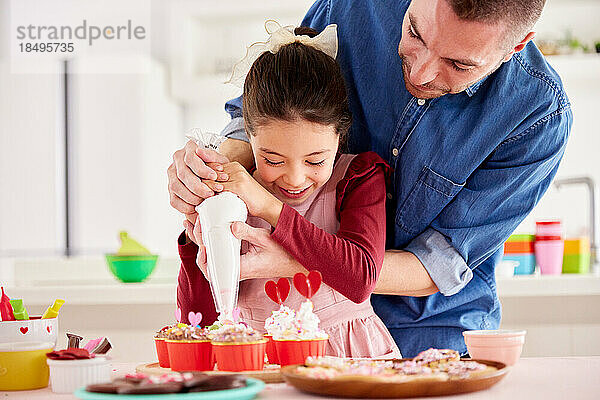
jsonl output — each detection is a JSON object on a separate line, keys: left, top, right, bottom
{"left": 242, "top": 26, "right": 352, "bottom": 146}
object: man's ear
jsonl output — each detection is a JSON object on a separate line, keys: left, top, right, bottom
{"left": 503, "top": 31, "right": 536, "bottom": 62}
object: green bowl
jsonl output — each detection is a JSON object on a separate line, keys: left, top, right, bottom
{"left": 105, "top": 254, "right": 158, "bottom": 283}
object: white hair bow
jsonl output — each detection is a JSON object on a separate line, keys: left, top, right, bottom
{"left": 226, "top": 20, "right": 339, "bottom": 88}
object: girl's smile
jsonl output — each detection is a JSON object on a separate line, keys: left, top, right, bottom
{"left": 249, "top": 119, "right": 340, "bottom": 206}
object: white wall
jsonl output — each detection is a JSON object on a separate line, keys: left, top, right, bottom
{"left": 515, "top": 56, "right": 600, "bottom": 239}
{"left": 513, "top": 2, "right": 600, "bottom": 240}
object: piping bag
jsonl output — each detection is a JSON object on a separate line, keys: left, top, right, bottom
{"left": 187, "top": 129, "right": 248, "bottom": 322}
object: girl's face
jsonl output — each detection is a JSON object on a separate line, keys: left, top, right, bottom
{"left": 249, "top": 118, "right": 340, "bottom": 206}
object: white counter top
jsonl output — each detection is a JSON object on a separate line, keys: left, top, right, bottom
{"left": 3, "top": 257, "right": 599, "bottom": 360}
{"left": 4, "top": 357, "right": 600, "bottom": 399}
{"left": 3, "top": 257, "right": 600, "bottom": 305}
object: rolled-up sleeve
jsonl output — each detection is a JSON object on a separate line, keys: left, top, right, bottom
{"left": 220, "top": 116, "right": 248, "bottom": 142}
{"left": 405, "top": 107, "right": 572, "bottom": 296}
{"left": 404, "top": 228, "right": 472, "bottom": 296}
{"left": 219, "top": 95, "right": 249, "bottom": 142}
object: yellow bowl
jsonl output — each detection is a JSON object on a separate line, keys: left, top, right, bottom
{"left": 0, "top": 341, "right": 54, "bottom": 390}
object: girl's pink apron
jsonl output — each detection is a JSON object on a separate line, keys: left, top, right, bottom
{"left": 239, "top": 154, "right": 401, "bottom": 358}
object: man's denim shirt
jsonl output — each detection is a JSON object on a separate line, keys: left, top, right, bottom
{"left": 220, "top": 0, "right": 572, "bottom": 356}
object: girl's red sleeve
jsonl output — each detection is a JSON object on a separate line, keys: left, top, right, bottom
{"left": 271, "top": 152, "right": 392, "bottom": 303}
{"left": 176, "top": 233, "right": 218, "bottom": 326}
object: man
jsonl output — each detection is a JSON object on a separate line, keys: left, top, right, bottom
{"left": 168, "top": 0, "right": 571, "bottom": 356}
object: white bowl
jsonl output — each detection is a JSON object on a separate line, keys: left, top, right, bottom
{"left": 47, "top": 357, "right": 111, "bottom": 394}
{"left": 0, "top": 316, "right": 58, "bottom": 346}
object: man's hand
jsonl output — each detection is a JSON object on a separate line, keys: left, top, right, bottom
{"left": 167, "top": 140, "right": 230, "bottom": 224}
{"left": 231, "top": 221, "right": 305, "bottom": 280}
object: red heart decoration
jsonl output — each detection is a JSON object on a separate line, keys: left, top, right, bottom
{"left": 20, "top": 327, "right": 28, "bottom": 334}
{"left": 293, "top": 271, "right": 322, "bottom": 299}
{"left": 264, "top": 278, "right": 291, "bottom": 305}
{"left": 47, "top": 326, "right": 52, "bottom": 333}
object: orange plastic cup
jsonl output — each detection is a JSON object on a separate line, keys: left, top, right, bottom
{"left": 212, "top": 340, "right": 267, "bottom": 372}
{"left": 166, "top": 340, "right": 214, "bottom": 371}
{"left": 154, "top": 338, "right": 170, "bottom": 368}
{"left": 274, "top": 337, "right": 328, "bottom": 366}
{"left": 264, "top": 335, "right": 279, "bottom": 365}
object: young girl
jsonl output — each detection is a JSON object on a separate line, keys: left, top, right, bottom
{"left": 177, "top": 23, "right": 400, "bottom": 358}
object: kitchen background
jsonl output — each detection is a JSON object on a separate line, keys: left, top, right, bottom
{"left": 0, "top": 0, "right": 599, "bottom": 362}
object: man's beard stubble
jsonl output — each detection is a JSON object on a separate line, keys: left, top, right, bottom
{"left": 399, "top": 52, "right": 506, "bottom": 99}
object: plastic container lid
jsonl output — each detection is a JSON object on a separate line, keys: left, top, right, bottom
{"left": 504, "top": 240, "right": 535, "bottom": 254}
{"left": 564, "top": 237, "right": 591, "bottom": 255}
{"left": 0, "top": 341, "right": 54, "bottom": 352}
{"left": 506, "top": 234, "right": 535, "bottom": 242}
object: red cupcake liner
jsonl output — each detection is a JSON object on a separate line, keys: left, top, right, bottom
{"left": 154, "top": 338, "right": 170, "bottom": 368}
{"left": 274, "top": 337, "right": 327, "bottom": 366}
{"left": 212, "top": 340, "right": 266, "bottom": 372}
{"left": 264, "top": 335, "right": 279, "bottom": 365}
{"left": 166, "top": 340, "right": 214, "bottom": 371}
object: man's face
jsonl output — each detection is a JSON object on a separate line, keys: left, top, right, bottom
{"left": 398, "top": 0, "right": 512, "bottom": 99}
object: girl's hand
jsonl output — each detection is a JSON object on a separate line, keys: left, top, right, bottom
{"left": 206, "top": 162, "right": 283, "bottom": 227}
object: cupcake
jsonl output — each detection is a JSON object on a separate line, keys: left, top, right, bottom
{"left": 210, "top": 322, "right": 266, "bottom": 372}
{"left": 273, "top": 300, "right": 328, "bottom": 366}
{"left": 264, "top": 305, "right": 295, "bottom": 365}
{"left": 154, "top": 324, "right": 177, "bottom": 368}
{"left": 165, "top": 325, "right": 214, "bottom": 372}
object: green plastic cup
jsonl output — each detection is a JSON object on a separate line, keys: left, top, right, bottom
{"left": 105, "top": 254, "right": 158, "bottom": 283}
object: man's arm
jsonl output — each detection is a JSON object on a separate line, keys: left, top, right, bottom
{"left": 375, "top": 250, "right": 439, "bottom": 297}
{"left": 377, "top": 105, "right": 571, "bottom": 299}
{"left": 219, "top": 138, "right": 254, "bottom": 170}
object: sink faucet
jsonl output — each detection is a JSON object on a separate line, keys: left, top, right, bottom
{"left": 553, "top": 176, "right": 598, "bottom": 270}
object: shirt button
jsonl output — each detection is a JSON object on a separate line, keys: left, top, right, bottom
{"left": 392, "top": 148, "right": 399, "bottom": 157}
{"left": 417, "top": 98, "right": 426, "bottom": 106}
{"left": 386, "top": 193, "right": 393, "bottom": 200}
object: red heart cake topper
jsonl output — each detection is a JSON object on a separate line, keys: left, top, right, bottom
{"left": 293, "top": 271, "right": 322, "bottom": 299}
{"left": 264, "top": 278, "right": 291, "bottom": 305}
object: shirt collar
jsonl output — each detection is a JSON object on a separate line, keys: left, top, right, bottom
{"left": 464, "top": 75, "right": 489, "bottom": 97}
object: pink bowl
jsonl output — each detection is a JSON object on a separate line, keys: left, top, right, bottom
{"left": 463, "top": 329, "right": 526, "bottom": 366}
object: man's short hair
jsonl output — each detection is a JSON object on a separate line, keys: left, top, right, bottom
{"left": 448, "top": 0, "right": 546, "bottom": 47}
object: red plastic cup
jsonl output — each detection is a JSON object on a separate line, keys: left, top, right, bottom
{"left": 264, "top": 335, "right": 279, "bottom": 364}
{"left": 535, "top": 220, "right": 562, "bottom": 237}
{"left": 166, "top": 340, "right": 214, "bottom": 371}
{"left": 154, "top": 338, "right": 170, "bottom": 368}
{"left": 212, "top": 340, "right": 267, "bottom": 372}
{"left": 274, "top": 337, "right": 328, "bottom": 366}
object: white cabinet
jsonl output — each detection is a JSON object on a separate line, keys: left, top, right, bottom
{"left": 1, "top": 56, "right": 183, "bottom": 258}
{"left": 167, "top": 0, "right": 315, "bottom": 133}
{"left": 68, "top": 56, "right": 184, "bottom": 256}
{"left": 0, "top": 60, "right": 64, "bottom": 257}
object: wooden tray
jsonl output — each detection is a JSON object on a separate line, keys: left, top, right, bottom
{"left": 281, "top": 359, "right": 509, "bottom": 398}
{"left": 136, "top": 362, "right": 283, "bottom": 383}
